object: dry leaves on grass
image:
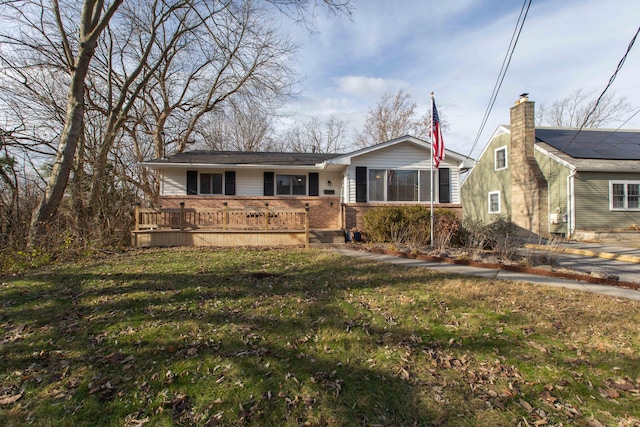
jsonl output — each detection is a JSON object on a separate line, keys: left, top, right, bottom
{"left": 0, "top": 392, "right": 23, "bottom": 405}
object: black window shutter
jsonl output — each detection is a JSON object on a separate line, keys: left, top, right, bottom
{"left": 355, "top": 167, "right": 367, "bottom": 203}
{"left": 438, "top": 168, "right": 451, "bottom": 204}
{"left": 224, "top": 171, "right": 236, "bottom": 195}
{"left": 263, "top": 172, "right": 274, "bottom": 196}
{"left": 186, "top": 170, "right": 198, "bottom": 195}
{"left": 309, "top": 173, "right": 319, "bottom": 196}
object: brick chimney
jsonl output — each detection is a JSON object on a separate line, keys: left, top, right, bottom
{"left": 509, "top": 94, "right": 549, "bottom": 236}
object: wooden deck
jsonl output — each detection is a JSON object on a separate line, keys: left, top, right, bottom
{"left": 132, "top": 204, "right": 310, "bottom": 247}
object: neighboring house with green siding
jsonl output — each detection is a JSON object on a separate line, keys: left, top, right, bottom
{"left": 461, "top": 94, "right": 640, "bottom": 239}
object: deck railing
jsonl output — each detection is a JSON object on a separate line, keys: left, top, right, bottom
{"left": 134, "top": 203, "right": 309, "bottom": 232}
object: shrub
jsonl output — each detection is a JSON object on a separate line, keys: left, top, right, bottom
{"left": 461, "top": 217, "right": 491, "bottom": 252}
{"left": 486, "top": 215, "right": 518, "bottom": 260}
{"left": 433, "top": 209, "right": 463, "bottom": 251}
{"left": 362, "top": 206, "right": 462, "bottom": 248}
{"left": 362, "top": 206, "right": 406, "bottom": 243}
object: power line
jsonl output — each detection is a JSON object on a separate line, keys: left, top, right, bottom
{"left": 591, "top": 107, "right": 640, "bottom": 150}
{"left": 467, "top": 0, "right": 532, "bottom": 159}
{"left": 560, "top": 24, "right": 640, "bottom": 153}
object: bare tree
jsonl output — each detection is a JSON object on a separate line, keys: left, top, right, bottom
{"left": 536, "top": 88, "right": 636, "bottom": 128}
{"left": 1, "top": 0, "right": 124, "bottom": 245}
{"left": 354, "top": 89, "right": 434, "bottom": 148}
{"left": 0, "top": 0, "right": 352, "bottom": 246}
{"left": 103, "top": 0, "right": 296, "bottom": 204}
{"left": 197, "top": 100, "right": 276, "bottom": 152}
{"left": 282, "top": 115, "right": 348, "bottom": 153}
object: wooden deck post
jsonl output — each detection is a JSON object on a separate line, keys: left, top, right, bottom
{"left": 223, "top": 202, "right": 228, "bottom": 230}
{"left": 134, "top": 205, "right": 140, "bottom": 231}
{"left": 179, "top": 202, "right": 185, "bottom": 231}
{"left": 304, "top": 204, "right": 310, "bottom": 249}
{"left": 264, "top": 202, "right": 269, "bottom": 231}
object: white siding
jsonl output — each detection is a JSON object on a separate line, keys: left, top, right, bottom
{"left": 320, "top": 172, "right": 342, "bottom": 197}
{"left": 162, "top": 170, "right": 187, "bottom": 196}
{"left": 344, "top": 143, "right": 462, "bottom": 203}
{"left": 237, "top": 170, "right": 263, "bottom": 196}
{"left": 450, "top": 169, "right": 461, "bottom": 204}
{"left": 159, "top": 168, "right": 341, "bottom": 197}
{"left": 351, "top": 144, "right": 433, "bottom": 169}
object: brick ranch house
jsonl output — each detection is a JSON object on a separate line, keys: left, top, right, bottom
{"left": 137, "top": 135, "right": 474, "bottom": 246}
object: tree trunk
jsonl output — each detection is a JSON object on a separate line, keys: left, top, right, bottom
{"left": 28, "top": 0, "right": 124, "bottom": 246}
{"left": 29, "top": 49, "right": 93, "bottom": 245}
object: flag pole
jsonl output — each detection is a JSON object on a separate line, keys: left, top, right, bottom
{"left": 430, "top": 92, "right": 434, "bottom": 247}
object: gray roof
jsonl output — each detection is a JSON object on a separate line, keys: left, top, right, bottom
{"left": 535, "top": 128, "right": 640, "bottom": 160}
{"left": 152, "top": 150, "right": 341, "bottom": 166}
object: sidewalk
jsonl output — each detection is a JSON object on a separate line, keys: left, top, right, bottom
{"left": 525, "top": 241, "right": 640, "bottom": 264}
{"left": 523, "top": 241, "right": 640, "bottom": 284}
{"left": 331, "top": 245, "right": 640, "bottom": 302}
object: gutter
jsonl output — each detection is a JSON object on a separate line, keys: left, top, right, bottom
{"left": 140, "top": 162, "right": 325, "bottom": 171}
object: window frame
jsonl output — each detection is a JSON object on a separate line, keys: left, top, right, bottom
{"left": 387, "top": 169, "right": 419, "bottom": 202}
{"left": 366, "top": 169, "right": 432, "bottom": 202}
{"left": 494, "top": 146, "right": 507, "bottom": 171}
{"left": 610, "top": 180, "right": 640, "bottom": 211}
{"left": 488, "top": 191, "right": 501, "bottom": 214}
{"left": 199, "top": 172, "right": 224, "bottom": 195}
{"left": 276, "top": 174, "right": 307, "bottom": 196}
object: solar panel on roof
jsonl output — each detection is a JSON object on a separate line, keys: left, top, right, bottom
{"left": 535, "top": 128, "right": 640, "bottom": 160}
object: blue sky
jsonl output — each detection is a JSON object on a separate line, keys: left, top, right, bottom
{"left": 279, "top": 0, "right": 640, "bottom": 157}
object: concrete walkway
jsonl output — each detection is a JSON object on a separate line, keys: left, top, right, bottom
{"left": 331, "top": 245, "right": 640, "bottom": 302}
{"left": 525, "top": 241, "right": 640, "bottom": 264}
{"left": 524, "top": 241, "right": 640, "bottom": 284}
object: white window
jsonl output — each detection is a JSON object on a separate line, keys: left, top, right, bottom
{"left": 610, "top": 181, "right": 640, "bottom": 210}
{"left": 488, "top": 191, "right": 501, "bottom": 214}
{"left": 367, "top": 169, "right": 432, "bottom": 202}
{"left": 494, "top": 146, "right": 507, "bottom": 171}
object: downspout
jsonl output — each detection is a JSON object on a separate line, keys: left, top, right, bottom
{"left": 340, "top": 174, "right": 345, "bottom": 230}
{"left": 567, "top": 168, "right": 577, "bottom": 239}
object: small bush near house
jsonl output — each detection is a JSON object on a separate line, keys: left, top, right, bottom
{"left": 432, "top": 209, "right": 463, "bottom": 251}
{"left": 362, "top": 206, "right": 462, "bottom": 248}
{"left": 461, "top": 217, "right": 492, "bottom": 253}
{"left": 363, "top": 206, "right": 407, "bottom": 243}
{"left": 460, "top": 215, "right": 519, "bottom": 259}
{"left": 485, "top": 215, "right": 519, "bottom": 260}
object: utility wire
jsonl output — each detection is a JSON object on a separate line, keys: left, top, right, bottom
{"left": 560, "top": 24, "right": 640, "bottom": 152}
{"left": 467, "top": 0, "right": 532, "bottom": 159}
{"left": 590, "top": 107, "right": 640, "bottom": 150}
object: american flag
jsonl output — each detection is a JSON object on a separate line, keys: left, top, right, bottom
{"left": 431, "top": 98, "right": 445, "bottom": 168}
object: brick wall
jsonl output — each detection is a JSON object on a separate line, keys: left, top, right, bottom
{"left": 509, "top": 97, "right": 549, "bottom": 236}
{"left": 158, "top": 196, "right": 341, "bottom": 229}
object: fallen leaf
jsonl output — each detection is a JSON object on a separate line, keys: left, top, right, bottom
{"left": 204, "top": 411, "right": 223, "bottom": 427}
{"left": 0, "top": 393, "right": 23, "bottom": 405}
{"left": 527, "top": 341, "right": 548, "bottom": 354}
{"left": 519, "top": 398, "right": 533, "bottom": 413}
{"left": 600, "top": 387, "right": 619, "bottom": 399}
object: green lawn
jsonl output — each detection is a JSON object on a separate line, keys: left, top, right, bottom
{"left": 1, "top": 247, "right": 639, "bottom": 426}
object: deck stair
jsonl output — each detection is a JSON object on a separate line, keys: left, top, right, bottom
{"left": 309, "top": 229, "right": 345, "bottom": 246}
